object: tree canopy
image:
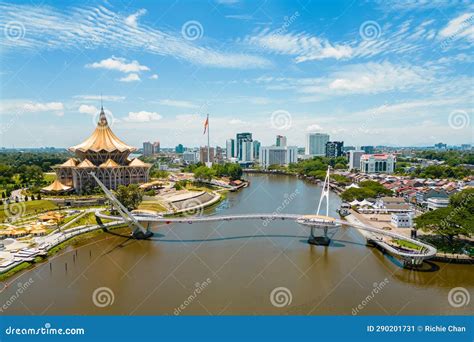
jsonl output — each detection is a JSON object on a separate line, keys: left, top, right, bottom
{"left": 414, "top": 188, "right": 473, "bottom": 243}
{"left": 340, "top": 180, "right": 392, "bottom": 201}
{"left": 114, "top": 184, "right": 143, "bottom": 211}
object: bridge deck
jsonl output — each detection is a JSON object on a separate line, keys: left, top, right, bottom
{"left": 96, "top": 211, "right": 437, "bottom": 261}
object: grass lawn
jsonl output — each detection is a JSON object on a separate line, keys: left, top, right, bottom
{"left": 0, "top": 200, "right": 58, "bottom": 222}
{"left": 138, "top": 201, "right": 167, "bottom": 213}
{"left": 66, "top": 212, "right": 112, "bottom": 228}
{"left": 392, "top": 239, "right": 423, "bottom": 251}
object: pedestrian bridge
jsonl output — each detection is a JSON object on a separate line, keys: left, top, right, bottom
{"left": 96, "top": 211, "right": 437, "bottom": 266}
{"left": 90, "top": 170, "right": 437, "bottom": 268}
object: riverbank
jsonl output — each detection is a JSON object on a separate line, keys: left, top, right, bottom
{"left": 348, "top": 209, "right": 473, "bottom": 264}
{"left": 0, "top": 220, "right": 124, "bottom": 279}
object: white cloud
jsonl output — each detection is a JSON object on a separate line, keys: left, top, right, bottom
{"left": 78, "top": 104, "right": 98, "bottom": 115}
{"left": 246, "top": 31, "right": 353, "bottom": 62}
{"left": 124, "top": 111, "right": 162, "bottom": 122}
{"left": 149, "top": 74, "right": 159, "bottom": 80}
{"left": 229, "top": 119, "right": 247, "bottom": 125}
{"left": 0, "top": 3, "right": 270, "bottom": 69}
{"left": 74, "top": 95, "right": 125, "bottom": 102}
{"left": 125, "top": 9, "right": 147, "bottom": 28}
{"left": 255, "top": 62, "right": 434, "bottom": 100}
{"left": 306, "top": 124, "right": 323, "bottom": 132}
{"left": 157, "top": 99, "right": 198, "bottom": 109}
{"left": 86, "top": 56, "right": 149, "bottom": 73}
{"left": 119, "top": 73, "right": 141, "bottom": 82}
{"left": 438, "top": 12, "right": 474, "bottom": 42}
{"left": 78, "top": 104, "right": 113, "bottom": 116}
{"left": 0, "top": 100, "right": 64, "bottom": 115}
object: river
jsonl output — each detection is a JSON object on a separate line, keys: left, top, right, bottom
{"left": 0, "top": 174, "right": 472, "bottom": 315}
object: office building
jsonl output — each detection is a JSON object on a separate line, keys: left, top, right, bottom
{"left": 183, "top": 151, "right": 198, "bottom": 164}
{"left": 200, "top": 146, "right": 215, "bottom": 163}
{"left": 305, "top": 133, "right": 329, "bottom": 156}
{"left": 276, "top": 135, "right": 287, "bottom": 147}
{"left": 325, "top": 141, "right": 344, "bottom": 158}
{"left": 143, "top": 142, "right": 154, "bottom": 156}
{"left": 260, "top": 146, "right": 298, "bottom": 169}
{"left": 226, "top": 139, "right": 235, "bottom": 159}
{"left": 236, "top": 133, "right": 253, "bottom": 162}
{"left": 143, "top": 141, "right": 160, "bottom": 156}
{"left": 360, "top": 154, "right": 396, "bottom": 174}
{"left": 349, "top": 150, "right": 365, "bottom": 170}
{"left": 253, "top": 140, "right": 261, "bottom": 160}
{"left": 175, "top": 144, "right": 185, "bottom": 154}
{"left": 215, "top": 146, "right": 224, "bottom": 164}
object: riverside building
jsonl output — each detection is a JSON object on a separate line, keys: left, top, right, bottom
{"left": 43, "top": 107, "right": 151, "bottom": 193}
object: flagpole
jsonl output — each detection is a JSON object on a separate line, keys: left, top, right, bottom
{"left": 207, "top": 114, "right": 210, "bottom": 165}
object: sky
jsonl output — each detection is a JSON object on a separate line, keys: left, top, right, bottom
{"left": 0, "top": 0, "right": 473, "bottom": 149}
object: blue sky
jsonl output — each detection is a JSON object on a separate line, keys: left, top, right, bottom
{"left": 0, "top": 0, "right": 473, "bottom": 149}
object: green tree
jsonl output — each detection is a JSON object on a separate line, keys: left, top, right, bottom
{"left": 415, "top": 189, "right": 473, "bottom": 244}
{"left": 115, "top": 184, "right": 143, "bottom": 211}
{"left": 194, "top": 166, "right": 215, "bottom": 181}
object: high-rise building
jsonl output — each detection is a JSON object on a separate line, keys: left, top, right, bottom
{"left": 305, "top": 133, "right": 329, "bottom": 156}
{"left": 360, "top": 154, "right": 396, "bottom": 174}
{"left": 200, "top": 146, "right": 215, "bottom": 163}
{"left": 215, "top": 146, "right": 224, "bottom": 164}
{"left": 343, "top": 146, "right": 355, "bottom": 152}
{"left": 276, "top": 135, "right": 287, "bottom": 147}
{"left": 260, "top": 146, "right": 298, "bottom": 169}
{"left": 153, "top": 141, "right": 160, "bottom": 154}
{"left": 143, "top": 141, "right": 160, "bottom": 156}
{"left": 175, "top": 144, "right": 184, "bottom": 154}
{"left": 434, "top": 142, "right": 447, "bottom": 150}
{"left": 183, "top": 151, "right": 198, "bottom": 164}
{"left": 143, "top": 142, "right": 154, "bottom": 156}
{"left": 253, "top": 140, "right": 261, "bottom": 160}
{"left": 226, "top": 139, "right": 235, "bottom": 159}
{"left": 325, "top": 141, "right": 344, "bottom": 158}
{"left": 361, "top": 145, "right": 374, "bottom": 154}
{"left": 461, "top": 144, "right": 472, "bottom": 151}
{"left": 349, "top": 150, "right": 365, "bottom": 170}
{"left": 236, "top": 133, "right": 253, "bottom": 162}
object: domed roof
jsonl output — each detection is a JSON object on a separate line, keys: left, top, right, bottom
{"left": 69, "top": 107, "right": 137, "bottom": 153}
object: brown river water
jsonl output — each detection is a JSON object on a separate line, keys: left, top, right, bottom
{"left": 0, "top": 174, "right": 472, "bottom": 315}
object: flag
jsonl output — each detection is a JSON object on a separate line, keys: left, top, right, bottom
{"left": 203, "top": 115, "right": 209, "bottom": 135}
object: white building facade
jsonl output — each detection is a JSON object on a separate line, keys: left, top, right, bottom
{"left": 260, "top": 146, "right": 298, "bottom": 168}
{"left": 360, "top": 154, "right": 396, "bottom": 174}
{"left": 349, "top": 150, "right": 365, "bottom": 170}
{"left": 305, "top": 133, "right": 329, "bottom": 156}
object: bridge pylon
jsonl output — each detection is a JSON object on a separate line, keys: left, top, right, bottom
{"left": 307, "top": 166, "right": 332, "bottom": 246}
{"left": 90, "top": 172, "right": 153, "bottom": 239}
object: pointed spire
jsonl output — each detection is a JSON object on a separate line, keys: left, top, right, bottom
{"left": 98, "top": 94, "right": 108, "bottom": 127}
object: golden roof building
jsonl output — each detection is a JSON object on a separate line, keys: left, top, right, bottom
{"left": 43, "top": 107, "right": 151, "bottom": 193}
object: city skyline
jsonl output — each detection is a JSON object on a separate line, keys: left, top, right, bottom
{"left": 1, "top": 0, "right": 473, "bottom": 148}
